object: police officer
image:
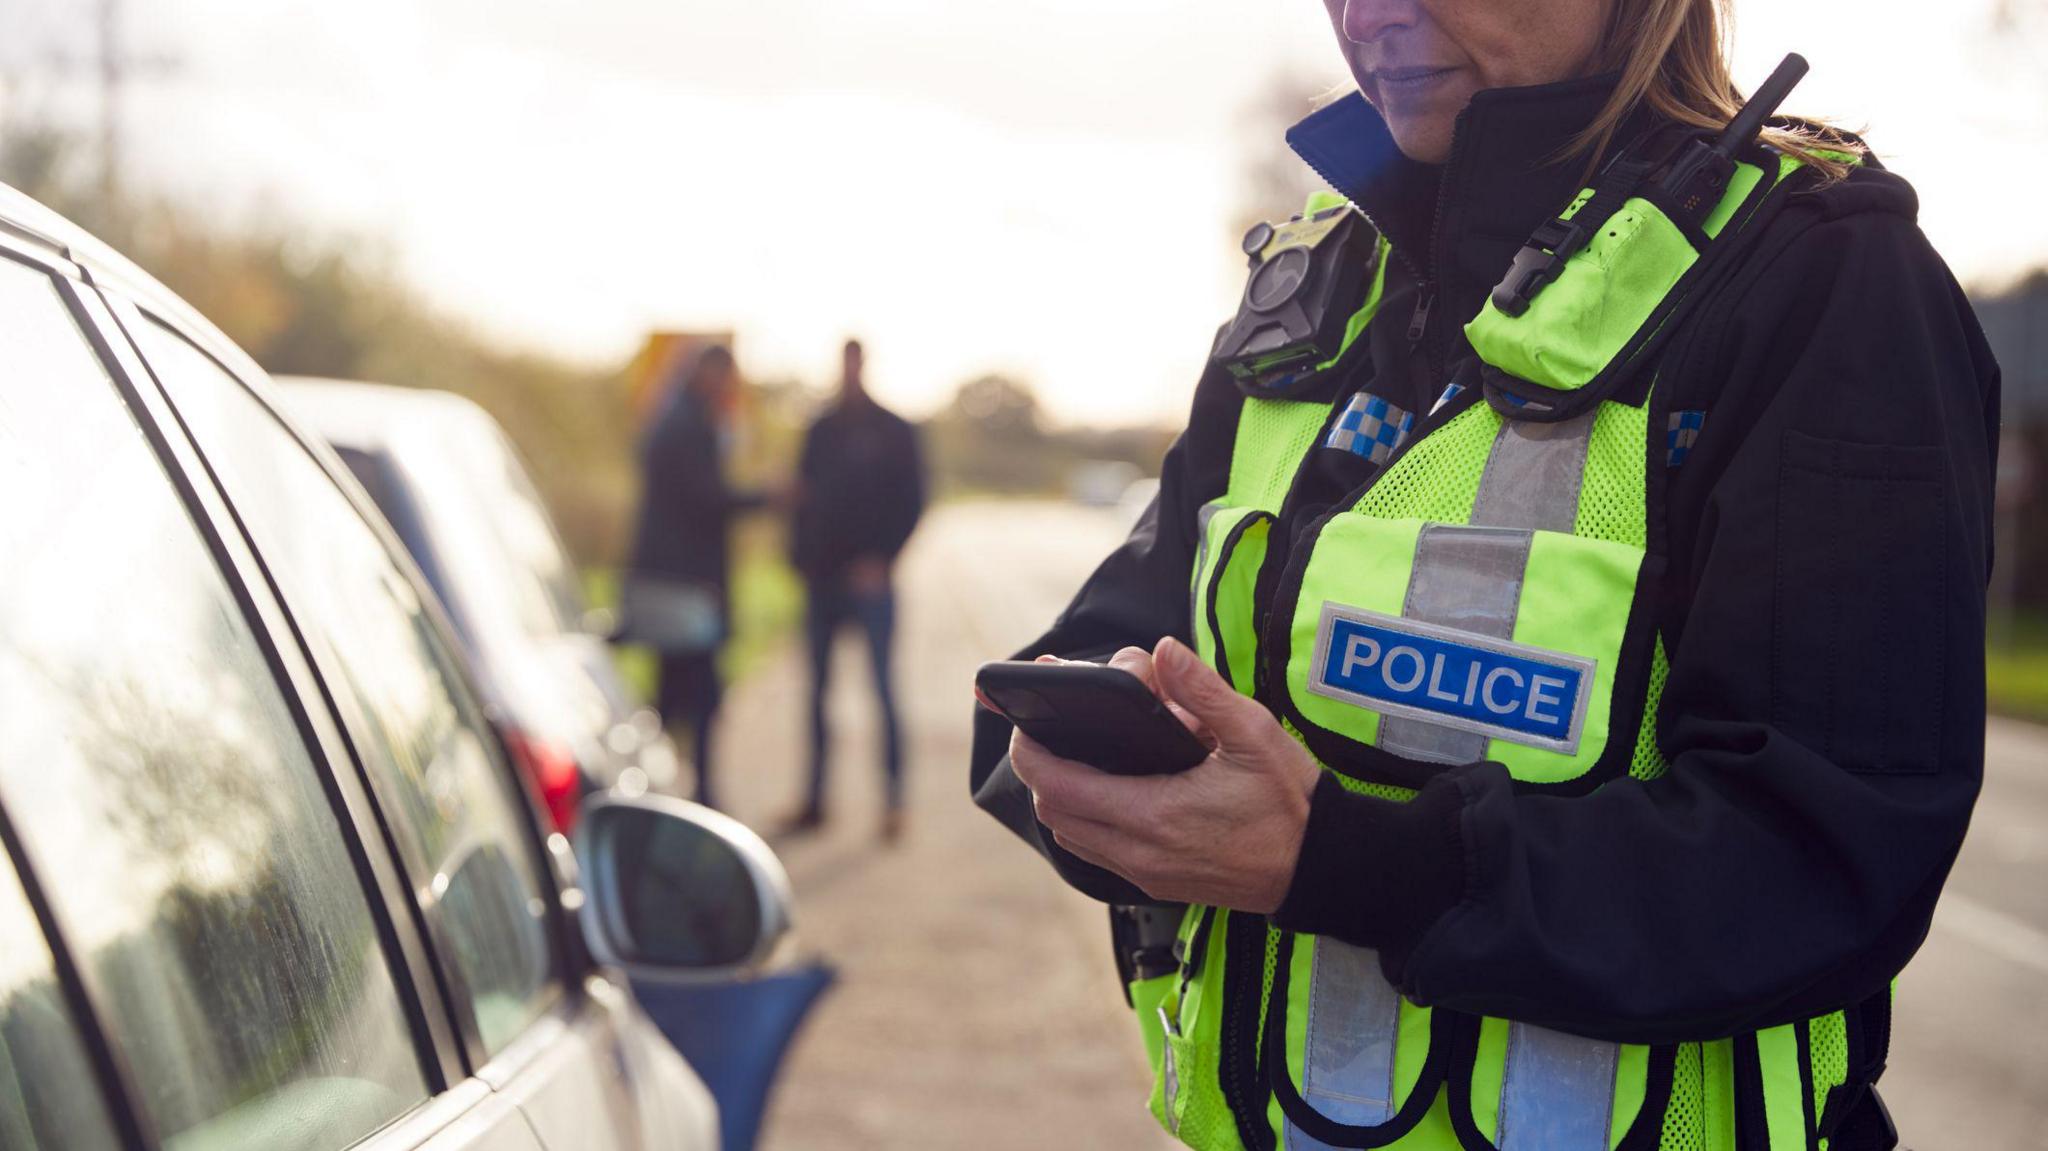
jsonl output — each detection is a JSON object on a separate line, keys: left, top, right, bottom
{"left": 968, "top": 0, "right": 1999, "bottom": 1148}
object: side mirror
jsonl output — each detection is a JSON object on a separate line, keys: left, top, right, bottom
{"left": 574, "top": 796, "right": 793, "bottom": 974}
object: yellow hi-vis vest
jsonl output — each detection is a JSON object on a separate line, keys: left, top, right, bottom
{"left": 1132, "top": 152, "right": 1882, "bottom": 1151}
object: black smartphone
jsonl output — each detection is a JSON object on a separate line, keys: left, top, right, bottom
{"left": 974, "top": 660, "right": 1210, "bottom": 776}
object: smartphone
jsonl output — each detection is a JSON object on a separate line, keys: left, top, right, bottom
{"left": 974, "top": 660, "right": 1210, "bottom": 776}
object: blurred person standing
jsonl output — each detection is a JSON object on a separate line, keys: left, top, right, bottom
{"left": 625, "top": 343, "right": 768, "bottom": 810}
{"left": 788, "top": 339, "right": 925, "bottom": 840}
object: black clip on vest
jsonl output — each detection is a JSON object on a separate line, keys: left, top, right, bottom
{"left": 1492, "top": 53, "right": 1811, "bottom": 318}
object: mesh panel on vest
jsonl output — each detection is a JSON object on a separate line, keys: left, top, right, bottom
{"left": 1289, "top": 718, "right": 1416, "bottom": 801}
{"left": 1333, "top": 774, "right": 1418, "bottom": 802}
{"left": 1658, "top": 1042, "right": 1707, "bottom": 1151}
{"left": 1573, "top": 401, "right": 1650, "bottom": 548}
{"left": 1176, "top": 1080, "right": 1240, "bottom": 1149}
{"left": 1629, "top": 639, "right": 1672, "bottom": 781}
{"left": 1233, "top": 398, "right": 1330, "bottom": 511}
{"left": 1352, "top": 401, "right": 1499, "bottom": 523}
{"left": 1810, "top": 1011, "right": 1850, "bottom": 1119}
{"left": 1262, "top": 925, "right": 1281, "bottom": 1055}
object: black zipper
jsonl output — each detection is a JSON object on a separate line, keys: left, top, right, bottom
{"left": 1404, "top": 289, "right": 1435, "bottom": 347}
{"left": 1218, "top": 910, "right": 1276, "bottom": 1150}
{"left": 1416, "top": 108, "right": 1476, "bottom": 386}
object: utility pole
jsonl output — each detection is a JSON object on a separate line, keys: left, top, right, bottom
{"left": 38, "top": 0, "right": 177, "bottom": 213}
{"left": 93, "top": 0, "right": 180, "bottom": 207}
{"left": 97, "top": 0, "right": 119, "bottom": 205}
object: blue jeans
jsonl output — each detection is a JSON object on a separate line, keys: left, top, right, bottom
{"left": 804, "top": 580, "right": 903, "bottom": 813}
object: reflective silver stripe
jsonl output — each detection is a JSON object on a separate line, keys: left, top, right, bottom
{"left": 1158, "top": 1005, "right": 1181, "bottom": 1133}
{"left": 1284, "top": 939, "right": 1401, "bottom": 1149}
{"left": 1377, "top": 525, "right": 1530, "bottom": 762}
{"left": 1192, "top": 499, "right": 1225, "bottom": 628}
{"left": 1497, "top": 1023, "right": 1618, "bottom": 1151}
{"left": 1376, "top": 412, "right": 1596, "bottom": 760}
{"left": 1470, "top": 412, "right": 1597, "bottom": 533}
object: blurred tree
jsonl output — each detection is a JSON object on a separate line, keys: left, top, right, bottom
{"left": 929, "top": 373, "right": 1050, "bottom": 496}
{"left": 0, "top": 117, "right": 643, "bottom": 563}
{"left": 948, "top": 373, "right": 1045, "bottom": 441}
{"left": 927, "top": 373, "right": 1169, "bottom": 499}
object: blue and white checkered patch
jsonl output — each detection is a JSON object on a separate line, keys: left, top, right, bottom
{"left": 1325, "top": 392, "right": 1414, "bottom": 465}
{"left": 1429, "top": 381, "right": 1465, "bottom": 416}
{"left": 1667, "top": 410, "right": 1706, "bottom": 467}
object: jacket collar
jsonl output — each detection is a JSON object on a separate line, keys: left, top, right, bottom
{"left": 1287, "top": 73, "right": 1656, "bottom": 335}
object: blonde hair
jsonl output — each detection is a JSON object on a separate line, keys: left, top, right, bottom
{"left": 1574, "top": 0, "right": 1862, "bottom": 183}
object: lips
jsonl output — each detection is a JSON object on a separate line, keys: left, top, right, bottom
{"left": 1373, "top": 65, "right": 1456, "bottom": 89}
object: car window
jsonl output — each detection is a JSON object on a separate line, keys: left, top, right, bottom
{"left": 394, "top": 411, "right": 585, "bottom": 644}
{"left": 137, "top": 321, "right": 560, "bottom": 1059}
{"left": 0, "top": 860, "right": 122, "bottom": 1151}
{"left": 0, "top": 259, "right": 427, "bottom": 1148}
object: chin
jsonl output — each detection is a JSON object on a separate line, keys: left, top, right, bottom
{"left": 1387, "top": 117, "right": 1456, "bottom": 165}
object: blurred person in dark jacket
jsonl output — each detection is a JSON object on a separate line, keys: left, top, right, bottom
{"left": 625, "top": 343, "right": 768, "bottom": 810}
{"left": 787, "top": 339, "right": 925, "bottom": 840}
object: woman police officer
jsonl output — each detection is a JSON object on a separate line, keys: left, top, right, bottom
{"left": 968, "top": 0, "right": 1999, "bottom": 1149}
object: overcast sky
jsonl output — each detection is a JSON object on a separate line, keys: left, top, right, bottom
{"left": 9, "top": 0, "right": 2043, "bottom": 424}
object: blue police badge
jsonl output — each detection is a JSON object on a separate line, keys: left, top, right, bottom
{"left": 1308, "top": 603, "right": 1596, "bottom": 755}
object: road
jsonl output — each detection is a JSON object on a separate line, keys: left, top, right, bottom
{"left": 710, "top": 501, "right": 2047, "bottom": 1150}
{"left": 712, "top": 503, "right": 1172, "bottom": 1150}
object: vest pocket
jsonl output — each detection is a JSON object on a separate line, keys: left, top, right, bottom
{"left": 1193, "top": 505, "right": 1277, "bottom": 694}
{"left": 1261, "top": 930, "right": 1447, "bottom": 1148}
{"left": 1132, "top": 970, "right": 1179, "bottom": 1129}
{"left": 1272, "top": 514, "right": 1654, "bottom": 791}
{"left": 1137, "top": 904, "right": 1249, "bottom": 1144}
{"left": 1444, "top": 1014, "right": 1674, "bottom": 1151}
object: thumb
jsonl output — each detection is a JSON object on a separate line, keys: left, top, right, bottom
{"left": 1153, "top": 636, "right": 1271, "bottom": 755}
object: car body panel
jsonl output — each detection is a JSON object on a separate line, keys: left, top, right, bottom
{"left": 409, "top": 1093, "right": 549, "bottom": 1151}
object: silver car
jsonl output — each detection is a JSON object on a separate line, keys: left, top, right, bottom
{"left": 276, "top": 379, "right": 682, "bottom": 832}
{"left": 0, "top": 180, "right": 807, "bottom": 1151}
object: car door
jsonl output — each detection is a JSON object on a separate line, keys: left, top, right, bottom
{"left": 114, "top": 301, "right": 715, "bottom": 1151}
{"left": 0, "top": 223, "right": 535, "bottom": 1150}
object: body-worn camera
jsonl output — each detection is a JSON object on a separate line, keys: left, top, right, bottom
{"left": 1211, "top": 203, "right": 1380, "bottom": 387}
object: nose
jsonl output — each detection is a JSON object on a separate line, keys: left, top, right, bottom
{"left": 1340, "top": 0, "right": 1413, "bottom": 43}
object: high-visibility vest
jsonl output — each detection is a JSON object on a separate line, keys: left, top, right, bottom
{"left": 1132, "top": 149, "right": 1888, "bottom": 1151}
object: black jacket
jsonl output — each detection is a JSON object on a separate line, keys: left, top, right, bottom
{"left": 791, "top": 397, "right": 925, "bottom": 582}
{"left": 629, "top": 389, "right": 762, "bottom": 618}
{"left": 969, "top": 75, "right": 1999, "bottom": 1045}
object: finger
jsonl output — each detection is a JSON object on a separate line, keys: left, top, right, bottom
{"left": 1163, "top": 697, "right": 1216, "bottom": 747}
{"left": 1008, "top": 730, "right": 1063, "bottom": 789}
{"left": 1152, "top": 635, "right": 1274, "bottom": 755}
{"left": 1106, "top": 646, "right": 1160, "bottom": 695}
{"left": 1049, "top": 825, "right": 1125, "bottom": 875}
{"left": 1011, "top": 735, "right": 1163, "bottom": 825}
{"left": 1108, "top": 643, "right": 1213, "bottom": 742}
{"left": 1045, "top": 809, "right": 1150, "bottom": 874}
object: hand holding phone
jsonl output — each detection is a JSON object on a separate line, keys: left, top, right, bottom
{"left": 975, "top": 659, "right": 1210, "bottom": 776}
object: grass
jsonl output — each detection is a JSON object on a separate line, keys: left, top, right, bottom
{"left": 1987, "top": 611, "right": 2048, "bottom": 724}
{"left": 581, "top": 522, "right": 805, "bottom": 708}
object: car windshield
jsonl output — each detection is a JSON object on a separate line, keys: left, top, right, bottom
{"left": 394, "top": 407, "right": 587, "bottom": 646}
